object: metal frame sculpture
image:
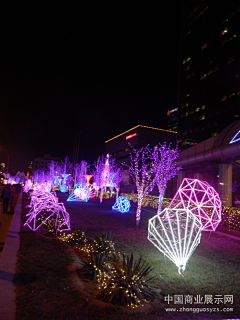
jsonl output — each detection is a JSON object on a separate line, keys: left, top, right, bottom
{"left": 112, "top": 196, "right": 131, "bottom": 213}
{"left": 67, "top": 183, "right": 91, "bottom": 202}
{"left": 24, "top": 191, "right": 70, "bottom": 231}
{"left": 148, "top": 208, "right": 202, "bottom": 274}
{"left": 168, "top": 178, "right": 222, "bottom": 231}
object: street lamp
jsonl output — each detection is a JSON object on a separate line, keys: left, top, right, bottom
{"left": 0, "top": 148, "right": 9, "bottom": 173}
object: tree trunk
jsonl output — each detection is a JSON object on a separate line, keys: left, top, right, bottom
{"left": 157, "top": 192, "right": 164, "bottom": 214}
{"left": 136, "top": 197, "right": 143, "bottom": 229}
{"left": 100, "top": 187, "right": 103, "bottom": 203}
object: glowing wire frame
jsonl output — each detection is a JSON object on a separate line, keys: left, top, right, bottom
{"left": 168, "top": 178, "right": 222, "bottom": 231}
{"left": 112, "top": 196, "right": 131, "bottom": 213}
{"left": 148, "top": 208, "right": 202, "bottom": 274}
{"left": 24, "top": 191, "right": 70, "bottom": 231}
{"left": 67, "top": 183, "right": 91, "bottom": 202}
{"left": 229, "top": 129, "right": 240, "bottom": 144}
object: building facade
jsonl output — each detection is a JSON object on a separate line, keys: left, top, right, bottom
{"left": 178, "top": 0, "right": 240, "bottom": 145}
{"left": 32, "top": 154, "right": 61, "bottom": 171}
{"left": 105, "top": 125, "right": 176, "bottom": 187}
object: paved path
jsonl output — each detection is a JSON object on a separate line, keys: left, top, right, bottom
{"left": 0, "top": 191, "right": 22, "bottom": 320}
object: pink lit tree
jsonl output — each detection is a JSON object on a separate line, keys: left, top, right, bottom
{"left": 153, "top": 142, "right": 181, "bottom": 214}
{"left": 127, "top": 144, "right": 155, "bottom": 228}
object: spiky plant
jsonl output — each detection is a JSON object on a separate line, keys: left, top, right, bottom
{"left": 79, "top": 252, "right": 109, "bottom": 282}
{"left": 66, "top": 226, "right": 87, "bottom": 247}
{"left": 99, "top": 253, "right": 155, "bottom": 308}
{"left": 93, "top": 231, "right": 120, "bottom": 261}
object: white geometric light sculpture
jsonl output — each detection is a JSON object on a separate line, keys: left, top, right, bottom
{"left": 24, "top": 191, "right": 70, "bottom": 231}
{"left": 148, "top": 208, "right": 202, "bottom": 274}
{"left": 168, "top": 178, "right": 222, "bottom": 231}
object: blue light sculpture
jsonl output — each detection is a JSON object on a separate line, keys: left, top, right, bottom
{"left": 112, "top": 196, "right": 131, "bottom": 213}
{"left": 67, "top": 183, "right": 91, "bottom": 202}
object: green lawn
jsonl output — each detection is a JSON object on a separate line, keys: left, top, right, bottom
{"left": 14, "top": 193, "right": 240, "bottom": 320}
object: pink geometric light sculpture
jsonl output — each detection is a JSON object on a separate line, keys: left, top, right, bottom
{"left": 168, "top": 178, "right": 222, "bottom": 231}
{"left": 24, "top": 190, "right": 70, "bottom": 231}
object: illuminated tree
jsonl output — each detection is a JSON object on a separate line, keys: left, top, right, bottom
{"left": 153, "top": 142, "right": 181, "bottom": 214}
{"left": 127, "top": 144, "right": 155, "bottom": 228}
{"left": 113, "top": 167, "right": 122, "bottom": 200}
{"left": 228, "top": 180, "right": 240, "bottom": 193}
{"left": 75, "top": 160, "right": 90, "bottom": 185}
{"left": 61, "top": 156, "right": 72, "bottom": 184}
{"left": 91, "top": 156, "right": 105, "bottom": 197}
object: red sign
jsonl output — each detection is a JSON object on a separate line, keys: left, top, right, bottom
{"left": 167, "top": 110, "right": 170, "bottom": 115}
{"left": 126, "top": 133, "right": 137, "bottom": 140}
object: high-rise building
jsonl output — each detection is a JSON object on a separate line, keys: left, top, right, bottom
{"left": 178, "top": 0, "right": 240, "bottom": 146}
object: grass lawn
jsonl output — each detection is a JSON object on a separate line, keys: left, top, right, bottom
{"left": 14, "top": 193, "right": 240, "bottom": 320}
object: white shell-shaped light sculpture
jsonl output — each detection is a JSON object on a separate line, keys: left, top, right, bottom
{"left": 148, "top": 208, "right": 202, "bottom": 274}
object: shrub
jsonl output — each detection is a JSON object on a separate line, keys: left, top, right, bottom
{"left": 99, "top": 253, "right": 155, "bottom": 308}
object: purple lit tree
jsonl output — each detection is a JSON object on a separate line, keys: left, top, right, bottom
{"left": 91, "top": 156, "right": 105, "bottom": 197}
{"left": 74, "top": 160, "right": 90, "bottom": 185}
{"left": 228, "top": 180, "right": 240, "bottom": 193}
{"left": 127, "top": 144, "right": 155, "bottom": 228}
{"left": 61, "top": 156, "right": 72, "bottom": 185}
{"left": 48, "top": 160, "right": 58, "bottom": 186}
{"left": 153, "top": 142, "right": 181, "bottom": 214}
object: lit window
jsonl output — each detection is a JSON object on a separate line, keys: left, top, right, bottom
{"left": 201, "top": 105, "right": 206, "bottom": 110}
{"left": 221, "top": 18, "right": 228, "bottom": 24}
{"left": 234, "top": 115, "right": 239, "bottom": 118}
{"left": 211, "top": 132, "right": 218, "bottom": 137}
{"left": 229, "top": 34, "right": 236, "bottom": 41}
{"left": 220, "top": 95, "right": 227, "bottom": 102}
{"left": 220, "top": 26, "right": 228, "bottom": 36}
{"left": 228, "top": 93, "right": 235, "bottom": 99}
{"left": 195, "top": 107, "right": 200, "bottom": 112}
{"left": 200, "top": 74, "right": 207, "bottom": 80}
{"left": 183, "top": 56, "right": 191, "bottom": 65}
{"left": 201, "top": 42, "right": 207, "bottom": 50}
{"left": 200, "top": 114, "right": 205, "bottom": 120}
{"left": 185, "top": 112, "right": 188, "bottom": 117}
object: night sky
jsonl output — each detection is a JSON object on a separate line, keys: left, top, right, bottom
{"left": 1, "top": 1, "right": 181, "bottom": 174}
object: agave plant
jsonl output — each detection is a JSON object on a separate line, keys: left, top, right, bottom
{"left": 79, "top": 251, "right": 109, "bottom": 282}
{"left": 93, "top": 231, "right": 120, "bottom": 261}
{"left": 100, "top": 253, "right": 155, "bottom": 308}
{"left": 66, "top": 226, "right": 87, "bottom": 247}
